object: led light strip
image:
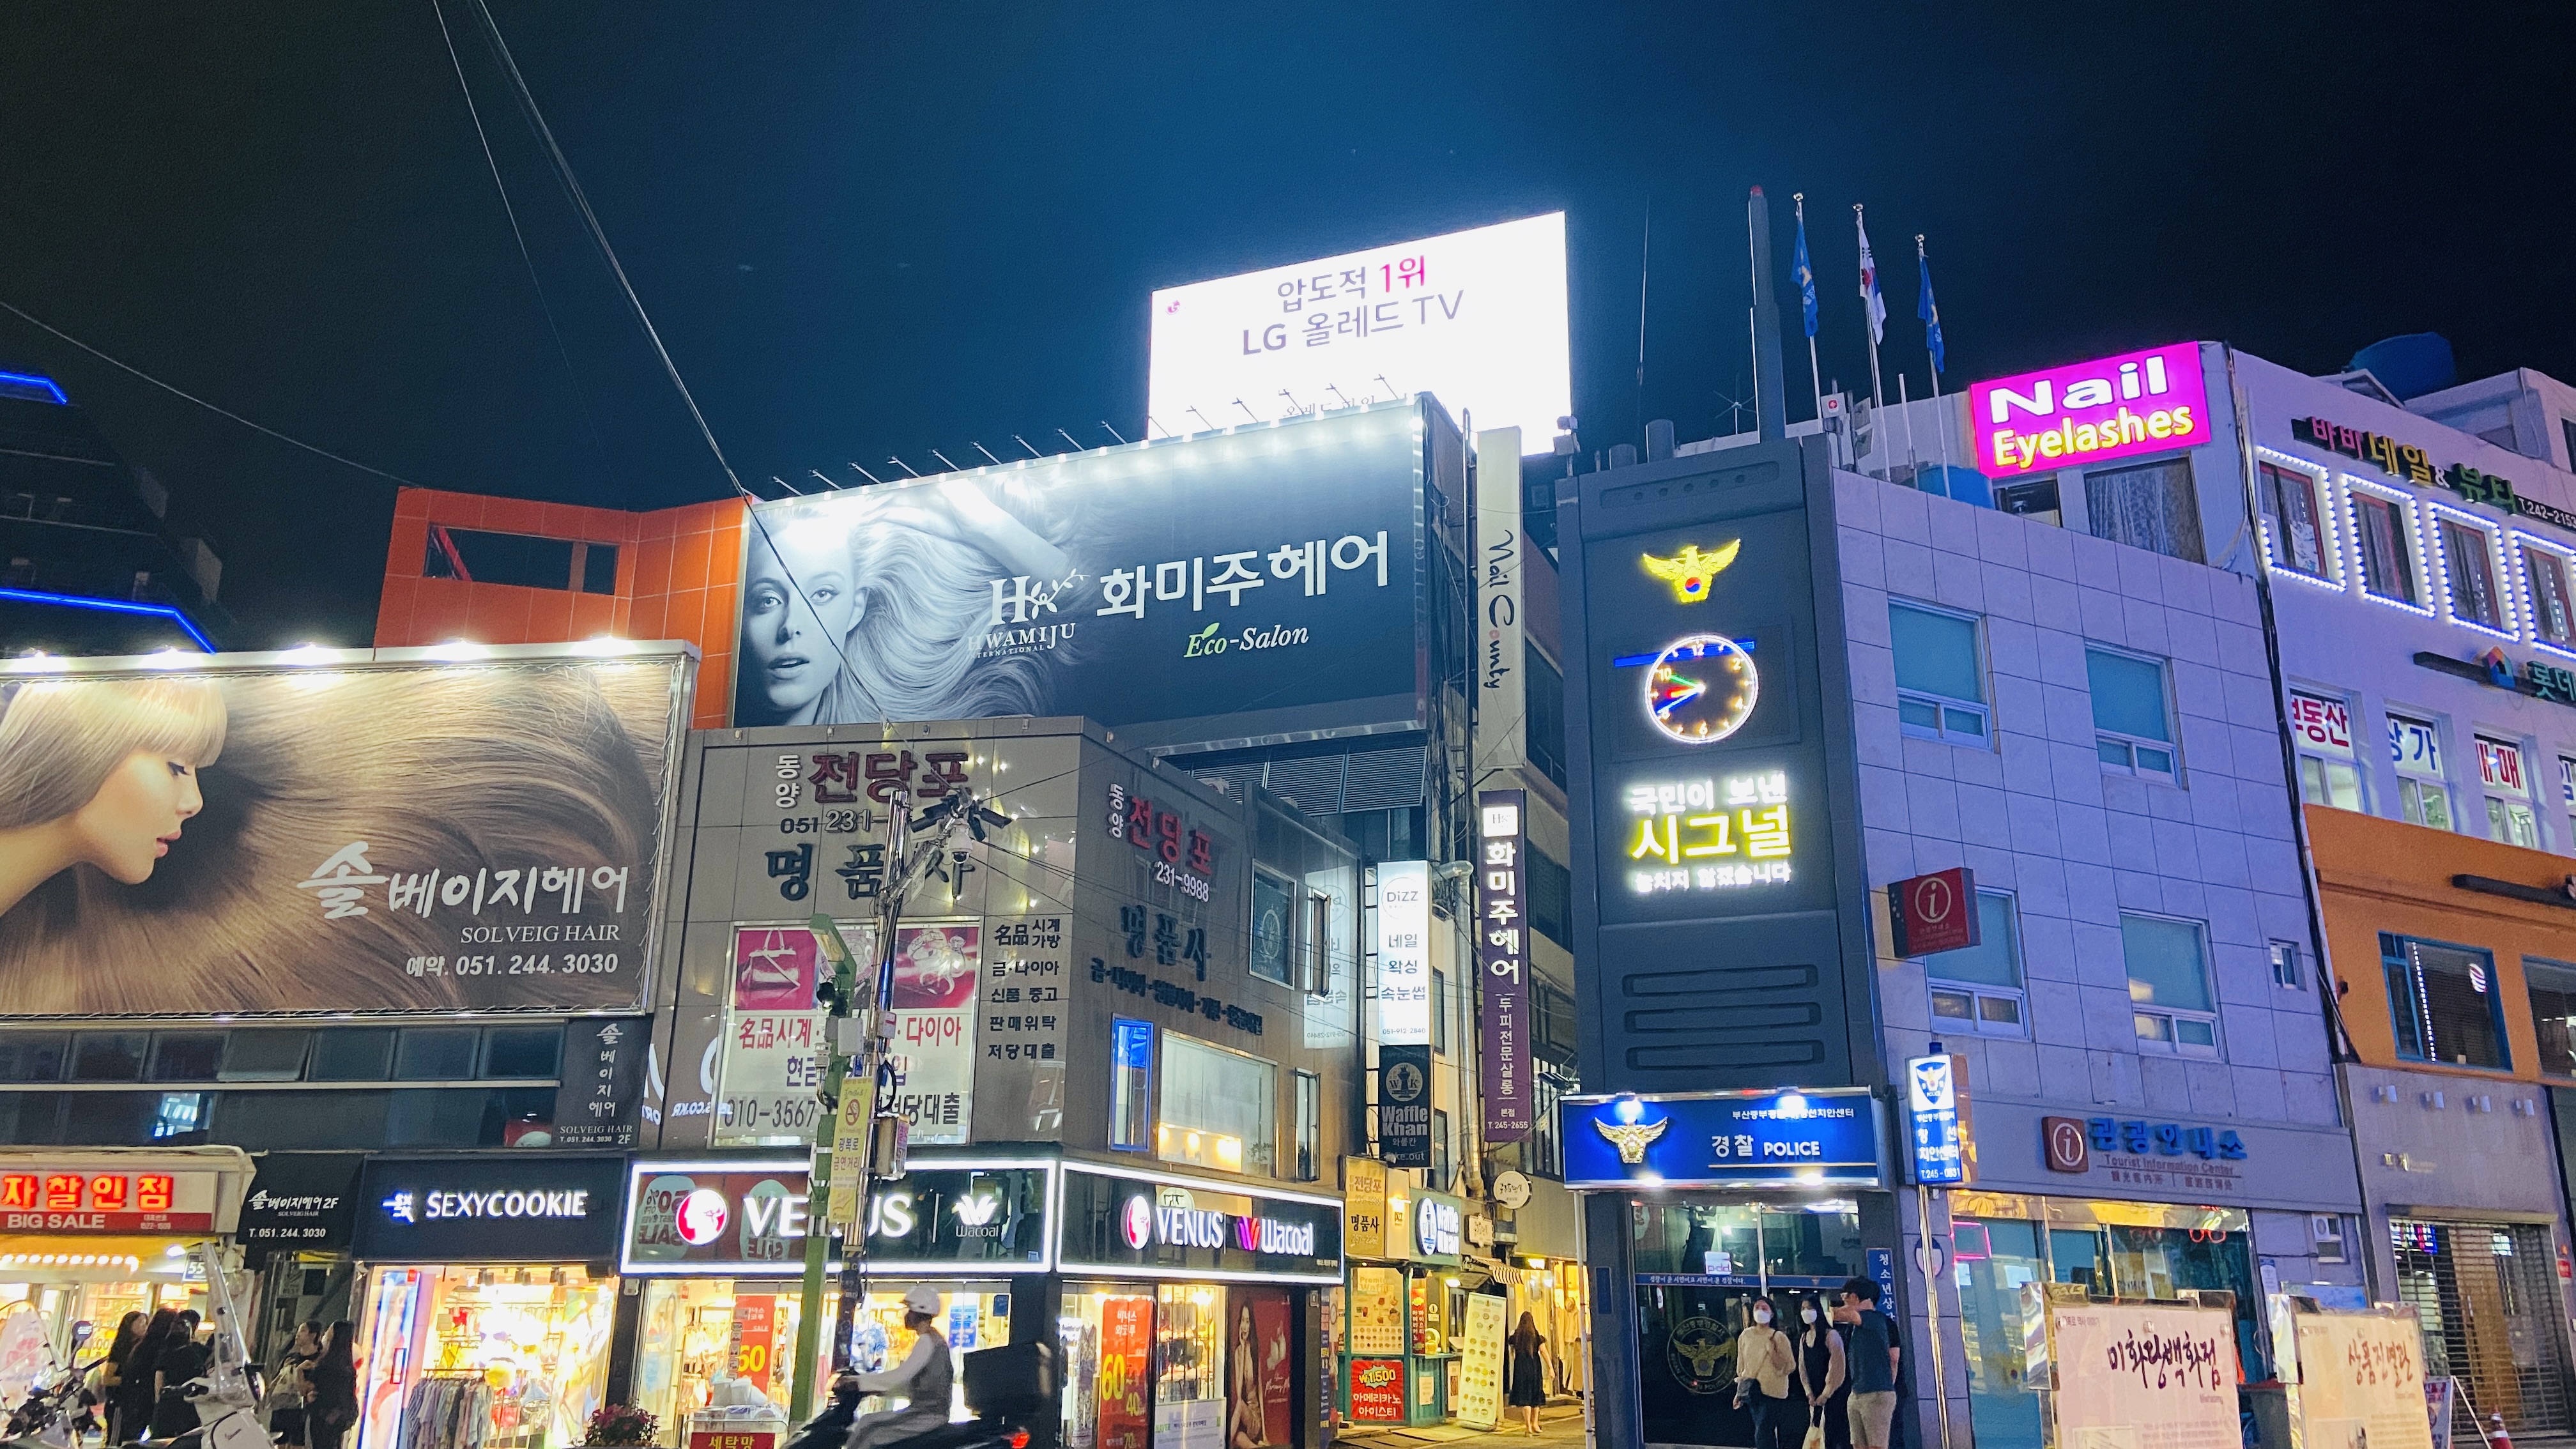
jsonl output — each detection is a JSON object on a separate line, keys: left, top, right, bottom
{"left": 2425, "top": 499, "right": 2520, "bottom": 640}
{"left": 2252, "top": 447, "right": 2344, "bottom": 592}
{"left": 2508, "top": 529, "right": 2576, "bottom": 661}
{"left": 2341, "top": 475, "right": 2436, "bottom": 618}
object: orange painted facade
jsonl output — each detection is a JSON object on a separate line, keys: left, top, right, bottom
{"left": 373, "top": 486, "right": 747, "bottom": 728}
{"left": 2307, "top": 802, "right": 2576, "bottom": 1080}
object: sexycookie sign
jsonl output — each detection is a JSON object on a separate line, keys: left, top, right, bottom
{"left": 1970, "top": 342, "right": 2210, "bottom": 477}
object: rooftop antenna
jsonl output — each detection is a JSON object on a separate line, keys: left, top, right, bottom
{"left": 970, "top": 441, "right": 1003, "bottom": 466}
{"left": 1056, "top": 429, "right": 1085, "bottom": 452}
{"left": 1100, "top": 420, "right": 1128, "bottom": 444}
{"left": 808, "top": 469, "right": 843, "bottom": 491}
{"left": 1230, "top": 399, "right": 1259, "bottom": 422}
{"left": 1715, "top": 374, "right": 1752, "bottom": 436}
{"left": 769, "top": 474, "right": 806, "bottom": 496}
{"left": 1011, "top": 436, "right": 1042, "bottom": 459}
{"left": 1185, "top": 407, "right": 1215, "bottom": 432}
{"left": 848, "top": 463, "right": 884, "bottom": 484}
{"left": 887, "top": 456, "right": 921, "bottom": 478}
{"left": 928, "top": 448, "right": 960, "bottom": 471}
{"left": 1637, "top": 192, "right": 1652, "bottom": 440}
{"left": 1747, "top": 187, "right": 1788, "bottom": 441}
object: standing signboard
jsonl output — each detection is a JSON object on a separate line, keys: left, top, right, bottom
{"left": 1476, "top": 791, "right": 1531, "bottom": 1142}
{"left": 2273, "top": 1297, "right": 2434, "bottom": 1449}
{"left": 1455, "top": 1295, "right": 1507, "bottom": 1428}
{"left": 2027, "top": 1284, "right": 2241, "bottom": 1449}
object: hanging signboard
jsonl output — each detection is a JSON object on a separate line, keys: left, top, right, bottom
{"left": 1476, "top": 790, "right": 1531, "bottom": 1142}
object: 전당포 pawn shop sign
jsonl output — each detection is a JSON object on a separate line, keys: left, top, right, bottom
{"left": 1905, "top": 1054, "right": 1970, "bottom": 1186}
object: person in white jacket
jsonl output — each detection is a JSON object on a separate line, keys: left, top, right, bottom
{"left": 845, "top": 1286, "right": 953, "bottom": 1449}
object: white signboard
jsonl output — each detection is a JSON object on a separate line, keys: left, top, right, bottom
{"left": 2048, "top": 1297, "right": 2241, "bottom": 1449}
{"left": 1149, "top": 214, "right": 1571, "bottom": 443}
{"left": 1376, "top": 861, "right": 1432, "bottom": 1045}
{"left": 2287, "top": 1307, "right": 2432, "bottom": 1449}
{"left": 1456, "top": 1293, "right": 1508, "bottom": 1429}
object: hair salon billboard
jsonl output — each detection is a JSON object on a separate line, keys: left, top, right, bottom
{"left": 0, "top": 645, "right": 689, "bottom": 1016}
{"left": 732, "top": 401, "right": 1439, "bottom": 751}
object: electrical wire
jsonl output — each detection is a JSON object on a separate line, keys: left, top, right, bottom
{"left": 739, "top": 500, "right": 896, "bottom": 730}
{"left": 0, "top": 296, "right": 431, "bottom": 489}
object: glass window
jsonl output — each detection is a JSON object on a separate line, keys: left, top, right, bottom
{"left": 392, "top": 1027, "right": 479, "bottom": 1081}
{"left": 1431, "top": 969, "right": 1450, "bottom": 1055}
{"left": 2354, "top": 493, "right": 2419, "bottom": 604}
{"left": 481, "top": 1026, "right": 563, "bottom": 1079}
{"left": 1531, "top": 1068, "right": 1570, "bottom": 1178}
{"left": 1526, "top": 643, "right": 1568, "bottom": 790}
{"left": 2524, "top": 544, "right": 2576, "bottom": 645}
{"left": 1250, "top": 870, "right": 1294, "bottom": 985}
{"left": 1292, "top": 1071, "right": 1320, "bottom": 1181}
{"left": 0, "top": 1035, "right": 68, "bottom": 1084}
{"left": 218, "top": 1029, "right": 310, "bottom": 1082}
{"left": 2439, "top": 518, "right": 2504, "bottom": 627}
{"left": 145, "top": 1032, "right": 225, "bottom": 1082}
{"left": 1891, "top": 602, "right": 1991, "bottom": 747}
{"left": 2270, "top": 940, "right": 2304, "bottom": 990}
{"left": 2124, "top": 914, "right": 2218, "bottom": 1057}
{"left": 1926, "top": 893, "right": 2025, "bottom": 1038}
{"left": 2478, "top": 737, "right": 2540, "bottom": 848}
{"left": 68, "top": 1032, "right": 147, "bottom": 1082}
{"left": 2087, "top": 647, "right": 2176, "bottom": 779}
{"left": 2259, "top": 462, "right": 2331, "bottom": 578}
{"left": 2389, "top": 715, "right": 2454, "bottom": 831}
{"left": 2526, "top": 958, "right": 2576, "bottom": 1078}
{"left": 1110, "top": 1017, "right": 1153, "bottom": 1151}
{"left": 2085, "top": 459, "right": 2205, "bottom": 562}
{"left": 2383, "top": 934, "right": 2511, "bottom": 1070}
{"left": 2288, "top": 691, "right": 2363, "bottom": 811}
{"left": 1526, "top": 845, "right": 1572, "bottom": 949}
{"left": 1956, "top": 1217, "right": 2048, "bottom": 1448}
{"left": 1156, "top": 1032, "right": 1275, "bottom": 1175}
{"left": 1303, "top": 892, "right": 1332, "bottom": 995}
{"left": 310, "top": 1028, "right": 395, "bottom": 1081}
{"left": 1432, "top": 1108, "right": 1452, "bottom": 1190}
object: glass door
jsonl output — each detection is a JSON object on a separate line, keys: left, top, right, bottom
{"left": 1635, "top": 1280, "right": 1761, "bottom": 1448}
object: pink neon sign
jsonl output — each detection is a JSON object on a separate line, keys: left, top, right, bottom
{"left": 1968, "top": 342, "right": 2209, "bottom": 477}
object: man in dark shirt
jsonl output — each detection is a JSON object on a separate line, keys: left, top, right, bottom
{"left": 1834, "top": 1278, "right": 1901, "bottom": 1449}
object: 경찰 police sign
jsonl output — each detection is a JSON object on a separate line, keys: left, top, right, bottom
{"left": 1561, "top": 1089, "right": 1887, "bottom": 1190}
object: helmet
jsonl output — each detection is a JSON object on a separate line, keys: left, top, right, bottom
{"left": 901, "top": 1285, "right": 943, "bottom": 1317}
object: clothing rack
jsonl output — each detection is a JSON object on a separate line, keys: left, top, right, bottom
{"left": 399, "top": 1372, "right": 496, "bottom": 1449}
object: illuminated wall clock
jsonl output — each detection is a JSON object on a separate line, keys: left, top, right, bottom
{"left": 1644, "top": 634, "right": 1758, "bottom": 744}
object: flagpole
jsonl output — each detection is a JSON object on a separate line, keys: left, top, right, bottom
{"left": 1857, "top": 204, "right": 1886, "bottom": 476}
{"left": 1918, "top": 234, "right": 1954, "bottom": 477}
{"left": 1900, "top": 371, "right": 1919, "bottom": 487}
{"left": 1796, "top": 194, "right": 1823, "bottom": 429}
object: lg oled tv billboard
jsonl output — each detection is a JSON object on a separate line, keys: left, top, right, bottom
{"left": 0, "top": 644, "right": 689, "bottom": 1016}
{"left": 732, "top": 400, "right": 1439, "bottom": 751}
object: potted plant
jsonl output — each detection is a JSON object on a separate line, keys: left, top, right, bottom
{"left": 582, "top": 1405, "right": 661, "bottom": 1448}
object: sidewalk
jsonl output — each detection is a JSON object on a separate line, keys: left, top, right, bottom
{"left": 1334, "top": 1401, "right": 1588, "bottom": 1449}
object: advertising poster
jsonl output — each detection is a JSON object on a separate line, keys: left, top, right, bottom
{"left": 732, "top": 404, "right": 1430, "bottom": 749}
{"left": 1455, "top": 1294, "right": 1508, "bottom": 1429}
{"left": 1348, "top": 1266, "right": 1407, "bottom": 1357}
{"left": 736, "top": 1294, "right": 777, "bottom": 1392}
{"left": 1248, "top": 1291, "right": 1294, "bottom": 1449}
{"left": 2290, "top": 1308, "right": 2432, "bottom": 1449}
{"left": 716, "top": 926, "right": 828, "bottom": 1146}
{"left": 1347, "top": 1360, "right": 1406, "bottom": 1425}
{"left": 0, "top": 654, "right": 685, "bottom": 1015}
{"left": 890, "top": 923, "right": 979, "bottom": 1144}
{"left": 1098, "top": 1296, "right": 1154, "bottom": 1449}
{"left": 2047, "top": 1298, "right": 2241, "bottom": 1449}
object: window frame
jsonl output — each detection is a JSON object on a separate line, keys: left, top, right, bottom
{"left": 1889, "top": 599, "right": 1993, "bottom": 749}
{"left": 1430, "top": 968, "right": 1451, "bottom": 1056}
{"left": 1302, "top": 891, "right": 1333, "bottom": 997}
{"left": 1292, "top": 1070, "right": 1322, "bottom": 1181}
{"left": 1250, "top": 867, "right": 1296, "bottom": 986}
{"left": 2430, "top": 504, "right": 2513, "bottom": 636}
{"left": 2086, "top": 645, "right": 2181, "bottom": 783}
{"left": 2388, "top": 712, "right": 2455, "bottom": 831}
{"left": 2524, "top": 957, "right": 2576, "bottom": 1080}
{"left": 2120, "top": 912, "right": 2220, "bottom": 1059}
{"left": 2513, "top": 532, "right": 2576, "bottom": 653}
{"left": 1154, "top": 1029, "right": 1278, "bottom": 1176}
{"left": 2347, "top": 480, "right": 2430, "bottom": 613}
{"left": 2269, "top": 940, "right": 2304, "bottom": 991}
{"left": 2287, "top": 689, "right": 2365, "bottom": 813}
{"left": 2382, "top": 932, "right": 2513, "bottom": 1072}
{"left": 1432, "top": 1107, "right": 1453, "bottom": 1191}
{"left": 2476, "top": 735, "right": 2541, "bottom": 848}
{"left": 2084, "top": 456, "right": 2207, "bottom": 563}
{"left": 2255, "top": 452, "right": 2338, "bottom": 586}
{"left": 1923, "top": 891, "right": 2027, "bottom": 1038}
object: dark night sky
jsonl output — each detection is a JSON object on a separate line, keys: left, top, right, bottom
{"left": 3, "top": 3, "right": 2569, "bottom": 647}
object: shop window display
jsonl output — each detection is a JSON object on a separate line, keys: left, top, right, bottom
{"left": 356, "top": 1265, "right": 617, "bottom": 1449}
{"left": 1058, "top": 1284, "right": 1291, "bottom": 1449}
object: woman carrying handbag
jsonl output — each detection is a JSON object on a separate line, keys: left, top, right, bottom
{"left": 1731, "top": 1298, "right": 1797, "bottom": 1449}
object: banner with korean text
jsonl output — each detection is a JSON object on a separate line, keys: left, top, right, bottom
{"left": 2043, "top": 1294, "right": 2241, "bottom": 1449}
{"left": 1477, "top": 790, "right": 1531, "bottom": 1141}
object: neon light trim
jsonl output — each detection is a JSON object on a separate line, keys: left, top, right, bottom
{"left": 2509, "top": 529, "right": 2576, "bottom": 661}
{"left": 2341, "top": 476, "right": 2436, "bottom": 618}
{"left": 2426, "top": 500, "right": 2518, "bottom": 641}
{"left": 0, "top": 371, "right": 68, "bottom": 406}
{"left": 0, "top": 588, "right": 213, "bottom": 650}
{"left": 2252, "top": 447, "right": 2343, "bottom": 593}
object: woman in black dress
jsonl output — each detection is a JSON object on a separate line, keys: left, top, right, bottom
{"left": 117, "top": 1308, "right": 177, "bottom": 1445}
{"left": 151, "top": 1310, "right": 212, "bottom": 1440}
{"left": 1506, "top": 1312, "right": 1549, "bottom": 1434}
{"left": 305, "top": 1322, "right": 360, "bottom": 1449}
{"left": 95, "top": 1312, "right": 144, "bottom": 1446}
{"left": 1793, "top": 1296, "right": 1850, "bottom": 1449}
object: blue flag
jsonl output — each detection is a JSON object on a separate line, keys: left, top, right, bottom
{"left": 1917, "top": 249, "right": 1944, "bottom": 374}
{"left": 1792, "top": 214, "right": 1819, "bottom": 339}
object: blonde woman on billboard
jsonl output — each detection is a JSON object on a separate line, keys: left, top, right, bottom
{"left": 741, "top": 477, "right": 1074, "bottom": 726}
{"left": 0, "top": 677, "right": 227, "bottom": 919}
{"left": 0, "top": 664, "right": 661, "bottom": 1015}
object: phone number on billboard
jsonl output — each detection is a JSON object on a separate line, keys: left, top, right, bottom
{"left": 403, "top": 953, "right": 620, "bottom": 977}
{"left": 778, "top": 812, "right": 871, "bottom": 836}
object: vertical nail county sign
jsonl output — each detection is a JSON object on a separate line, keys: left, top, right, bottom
{"left": 1970, "top": 342, "right": 2209, "bottom": 477}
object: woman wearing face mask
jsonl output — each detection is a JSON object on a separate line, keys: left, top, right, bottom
{"left": 1731, "top": 1297, "right": 1796, "bottom": 1449}
{"left": 1795, "top": 1298, "right": 1849, "bottom": 1449}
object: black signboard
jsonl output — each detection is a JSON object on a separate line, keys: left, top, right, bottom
{"left": 1377, "top": 1044, "right": 1432, "bottom": 1169}
{"left": 1056, "top": 1167, "right": 1342, "bottom": 1283}
{"left": 353, "top": 1154, "right": 629, "bottom": 1264}
{"left": 551, "top": 1018, "right": 648, "bottom": 1149}
{"left": 238, "top": 1153, "right": 366, "bottom": 1260}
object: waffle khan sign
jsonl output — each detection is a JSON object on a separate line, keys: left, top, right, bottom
{"left": 1972, "top": 342, "right": 2210, "bottom": 477}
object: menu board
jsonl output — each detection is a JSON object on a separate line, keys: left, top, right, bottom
{"left": 1349, "top": 1267, "right": 1407, "bottom": 1356}
{"left": 2290, "top": 1308, "right": 2432, "bottom": 1449}
{"left": 2048, "top": 1298, "right": 2241, "bottom": 1449}
{"left": 1454, "top": 1295, "right": 1507, "bottom": 1428}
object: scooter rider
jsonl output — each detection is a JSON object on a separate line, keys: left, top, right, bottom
{"left": 845, "top": 1287, "right": 952, "bottom": 1449}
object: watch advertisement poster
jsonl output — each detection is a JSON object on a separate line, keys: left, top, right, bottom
{"left": 890, "top": 923, "right": 979, "bottom": 1145}
{"left": 714, "top": 926, "right": 831, "bottom": 1146}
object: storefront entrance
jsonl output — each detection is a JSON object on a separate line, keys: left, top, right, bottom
{"left": 1629, "top": 1199, "right": 1869, "bottom": 1449}
{"left": 2392, "top": 1218, "right": 2573, "bottom": 1433}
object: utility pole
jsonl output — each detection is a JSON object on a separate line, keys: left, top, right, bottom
{"left": 786, "top": 781, "right": 1012, "bottom": 1420}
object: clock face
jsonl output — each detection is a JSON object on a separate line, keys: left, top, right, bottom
{"left": 1644, "top": 634, "right": 1758, "bottom": 744}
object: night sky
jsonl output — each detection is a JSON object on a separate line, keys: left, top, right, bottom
{"left": 3, "top": 3, "right": 2568, "bottom": 647}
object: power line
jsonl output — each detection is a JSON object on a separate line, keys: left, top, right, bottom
{"left": 0, "top": 295, "right": 430, "bottom": 489}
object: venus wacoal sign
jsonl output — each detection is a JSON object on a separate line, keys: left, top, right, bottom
{"left": 1970, "top": 342, "right": 2211, "bottom": 478}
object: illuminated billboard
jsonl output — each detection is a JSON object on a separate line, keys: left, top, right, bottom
{"left": 732, "top": 401, "right": 1439, "bottom": 751}
{"left": 0, "top": 643, "right": 689, "bottom": 1016}
{"left": 1147, "top": 214, "right": 1570, "bottom": 443}
{"left": 1969, "top": 342, "right": 2211, "bottom": 478}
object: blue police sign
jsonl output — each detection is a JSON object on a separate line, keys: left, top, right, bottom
{"left": 1561, "top": 1088, "right": 1887, "bottom": 1190}
{"left": 1905, "top": 1054, "right": 1966, "bottom": 1186}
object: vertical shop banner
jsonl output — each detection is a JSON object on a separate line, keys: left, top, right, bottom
{"left": 736, "top": 1294, "right": 778, "bottom": 1392}
{"left": 715, "top": 927, "right": 828, "bottom": 1146}
{"left": 1098, "top": 1296, "right": 1154, "bottom": 1449}
{"left": 890, "top": 923, "right": 979, "bottom": 1144}
{"left": 1246, "top": 1291, "right": 1294, "bottom": 1449}
{"left": 1375, "top": 861, "right": 1432, "bottom": 1043}
{"left": 974, "top": 914, "right": 1071, "bottom": 1142}
{"left": 1476, "top": 790, "right": 1530, "bottom": 1142}
{"left": 1472, "top": 429, "right": 1528, "bottom": 781}
{"left": 1377, "top": 1043, "right": 1432, "bottom": 1169}
{"left": 1343, "top": 1157, "right": 1388, "bottom": 1259}
{"left": 1455, "top": 1295, "right": 1508, "bottom": 1429}
{"left": 2043, "top": 1294, "right": 2240, "bottom": 1449}
{"left": 554, "top": 1017, "right": 648, "bottom": 1148}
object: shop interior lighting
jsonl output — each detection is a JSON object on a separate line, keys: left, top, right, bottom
{"left": 0, "top": 590, "right": 216, "bottom": 650}
{"left": 2252, "top": 447, "right": 2345, "bottom": 592}
{"left": 2426, "top": 499, "right": 2521, "bottom": 640}
{"left": 2342, "top": 476, "right": 2437, "bottom": 618}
